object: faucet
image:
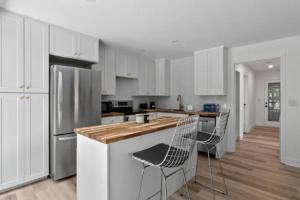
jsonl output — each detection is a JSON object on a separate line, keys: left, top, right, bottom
{"left": 177, "top": 94, "right": 184, "bottom": 111}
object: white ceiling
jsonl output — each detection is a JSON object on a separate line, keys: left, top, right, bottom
{"left": 2, "top": 0, "right": 300, "bottom": 59}
{"left": 245, "top": 58, "right": 280, "bottom": 72}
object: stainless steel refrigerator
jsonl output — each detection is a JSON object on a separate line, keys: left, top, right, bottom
{"left": 50, "top": 65, "right": 101, "bottom": 180}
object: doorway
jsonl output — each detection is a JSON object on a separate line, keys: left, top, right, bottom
{"left": 264, "top": 81, "right": 280, "bottom": 127}
{"left": 235, "top": 58, "right": 281, "bottom": 140}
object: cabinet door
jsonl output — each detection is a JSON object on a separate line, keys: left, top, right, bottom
{"left": 78, "top": 34, "right": 99, "bottom": 63}
{"left": 194, "top": 51, "right": 208, "bottom": 95}
{"left": 0, "top": 12, "right": 24, "bottom": 93}
{"left": 50, "top": 25, "right": 77, "bottom": 59}
{"left": 155, "top": 59, "right": 170, "bottom": 96}
{"left": 116, "top": 49, "right": 127, "bottom": 77}
{"left": 147, "top": 60, "right": 156, "bottom": 96}
{"left": 24, "top": 94, "right": 49, "bottom": 181}
{"left": 126, "top": 55, "right": 138, "bottom": 78}
{"left": 101, "top": 117, "right": 113, "bottom": 125}
{"left": 137, "top": 59, "right": 148, "bottom": 95}
{"left": 0, "top": 93, "right": 25, "bottom": 191}
{"left": 104, "top": 47, "right": 116, "bottom": 95}
{"left": 208, "top": 47, "right": 224, "bottom": 95}
{"left": 25, "top": 18, "right": 49, "bottom": 93}
{"left": 155, "top": 59, "right": 164, "bottom": 95}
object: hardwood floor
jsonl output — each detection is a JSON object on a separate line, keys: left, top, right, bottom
{"left": 1, "top": 126, "right": 300, "bottom": 200}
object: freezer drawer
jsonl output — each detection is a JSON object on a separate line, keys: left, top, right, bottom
{"left": 51, "top": 134, "right": 77, "bottom": 180}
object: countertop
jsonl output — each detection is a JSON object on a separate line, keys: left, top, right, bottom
{"left": 75, "top": 116, "right": 179, "bottom": 144}
{"left": 141, "top": 108, "right": 220, "bottom": 118}
{"left": 102, "top": 112, "right": 124, "bottom": 118}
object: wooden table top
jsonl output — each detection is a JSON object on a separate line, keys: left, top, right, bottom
{"left": 141, "top": 108, "right": 220, "bottom": 118}
{"left": 74, "top": 117, "right": 180, "bottom": 144}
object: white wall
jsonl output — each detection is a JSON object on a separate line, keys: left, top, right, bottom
{"left": 228, "top": 35, "right": 300, "bottom": 167}
{"left": 255, "top": 70, "right": 280, "bottom": 126}
{"left": 235, "top": 64, "right": 256, "bottom": 137}
{"left": 155, "top": 56, "right": 227, "bottom": 110}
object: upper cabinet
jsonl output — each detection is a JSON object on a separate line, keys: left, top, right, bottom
{"left": 50, "top": 25, "right": 99, "bottom": 63}
{"left": 116, "top": 49, "right": 138, "bottom": 79}
{"left": 0, "top": 12, "right": 24, "bottom": 93}
{"left": 25, "top": 18, "right": 49, "bottom": 93}
{"left": 155, "top": 58, "right": 170, "bottom": 96}
{"left": 134, "top": 58, "right": 156, "bottom": 96}
{"left": 194, "top": 46, "right": 227, "bottom": 95}
{"left": 92, "top": 44, "right": 116, "bottom": 95}
{"left": 0, "top": 12, "right": 50, "bottom": 94}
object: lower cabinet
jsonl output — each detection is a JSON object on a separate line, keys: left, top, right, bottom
{"left": 101, "top": 116, "right": 124, "bottom": 125}
{"left": 0, "top": 93, "right": 49, "bottom": 192}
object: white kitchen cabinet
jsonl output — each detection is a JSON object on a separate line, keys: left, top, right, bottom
{"left": 50, "top": 25, "right": 99, "bottom": 63}
{"left": 0, "top": 93, "right": 49, "bottom": 192}
{"left": 101, "top": 116, "right": 124, "bottom": 125}
{"left": 50, "top": 25, "right": 77, "bottom": 59}
{"left": 134, "top": 59, "right": 156, "bottom": 96}
{"left": 194, "top": 46, "right": 227, "bottom": 95}
{"left": 24, "top": 94, "right": 49, "bottom": 182}
{"left": 0, "top": 93, "right": 25, "bottom": 191}
{"left": 78, "top": 34, "right": 99, "bottom": 63}
{"left": 155, "top": 58, "right": 170, "bottom": 96}
{"left": 0, "top": 12, "right": 24, "bottom": 93}
{"left": 147, "top": 60, "right": 156, "bottom": 96}
{"left": 148, "top": 112, "right": 158, "bottom": 120}
{"left": 92, "top": 44, "right": 116, "bottom": 95}
{"left": 116, "top": 49, "right": 138, "bottom": 79}
{"left": 24, "top": 18, "right": 49, "bottom": 93}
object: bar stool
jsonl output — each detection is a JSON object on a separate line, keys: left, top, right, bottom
{"left": 195, "top": 110, "right": 230, "bottom": 200}
{"left": 131, "top": 115, "right": 199, "bottom": 200}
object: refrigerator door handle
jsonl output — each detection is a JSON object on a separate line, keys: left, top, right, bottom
{"left": 58, "top": 136, "right": 77, "bottom": 141}
{"left": 58, "top": 71, "right": 63, "bottom": 129}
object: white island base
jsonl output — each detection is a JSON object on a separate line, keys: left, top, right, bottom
{"left": 77, "top": 127, "right": 197, "bottom": 200}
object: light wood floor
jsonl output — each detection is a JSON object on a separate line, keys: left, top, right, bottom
{"left": 1, "top": 126, "right": 300, "bottom": 200}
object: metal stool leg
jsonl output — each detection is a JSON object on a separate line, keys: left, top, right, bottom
{"left": 194, "top": 150, "right": 199, "bottom": 183}
{"left": 160, "top": 173, "right": 163, "bottom": 200}
{"left": 205, "top": 145, "right": 216, "bottom": 200}
{"left": 181, "top": 168, "right": 192, "bottom": 200}
{"left": 216, "top": 149, "right": 228, "bottom": 195}
{"left": 138, "top": 164, "right": 147, "bottom": 200}
{"left": 161, "top": 169, "right": 168, "bottom": 200}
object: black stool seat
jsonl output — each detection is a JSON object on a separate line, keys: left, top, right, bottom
{"left": 197, "top": 131, "right": 220, "bottom": 143}
{"left": 132, "top": 143, "right": 188, "bottom": 168}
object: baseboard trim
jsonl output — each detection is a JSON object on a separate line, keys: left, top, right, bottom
{"left": 285, "top": 157, "right": 300, "bottom": 168}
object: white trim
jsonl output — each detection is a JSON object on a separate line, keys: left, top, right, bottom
{"left": 285, "top": 157, "right": 300, "bottom": 168}
{"left": 231, "top": 54, "right": 287, "bottom": 164}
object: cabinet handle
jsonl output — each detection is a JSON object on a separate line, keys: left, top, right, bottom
{"left": 26, "top": 96, "right": 31, "bottom": 99}
{"left": 26, "top": 85, "right": 31, "bottom": 89}
{"left": 19, "top": 85, "right": 25, "bottom": 89}
{"left": 74, "top": 52, "right": 78, "bottom": 56}
{"left": 78, "top": 52, "right": 81, "bottom": 56}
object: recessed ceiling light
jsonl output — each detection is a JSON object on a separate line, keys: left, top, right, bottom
{"left": 172, "top": 40, "right": 180, "bottom": 43}
{"left": 268, "top": 64, "right": 274, "bottom": 69}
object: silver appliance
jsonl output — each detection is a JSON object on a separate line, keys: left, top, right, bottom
{"left": 50, "top": 65, "right": 101, "bottom": 180}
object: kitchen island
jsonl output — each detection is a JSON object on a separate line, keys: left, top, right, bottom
{"left": 74, "top": 117, "right": 197, "bottom": 200}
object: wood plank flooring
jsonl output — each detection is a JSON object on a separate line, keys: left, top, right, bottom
{"left": 1, "top": 126, "right": 300, "bottom": 200}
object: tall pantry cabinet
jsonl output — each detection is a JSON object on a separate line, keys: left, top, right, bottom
{"left": 0, "top": 11, "right": 49, "bottom": 192}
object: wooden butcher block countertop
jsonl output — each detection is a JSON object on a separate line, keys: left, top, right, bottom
{"left": 74, "top": 117, "right": 180, "bottom": 144}
{"left": 141, "top": 108, "right": 220, "bottom": 118}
